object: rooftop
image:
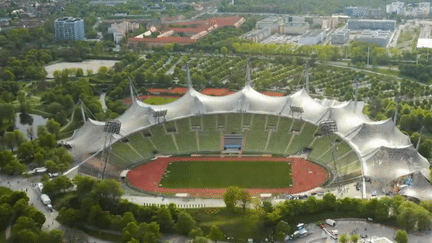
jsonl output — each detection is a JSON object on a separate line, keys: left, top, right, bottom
{"left": 56, "top": 17, "right": 83, "bottom": 23}
{"left": 303, "top": 30, "right": 325, "bottom": 38}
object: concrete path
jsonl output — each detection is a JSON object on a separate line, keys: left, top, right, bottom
{"left": 100, "top": 92, "right": 107, "bottom": 112}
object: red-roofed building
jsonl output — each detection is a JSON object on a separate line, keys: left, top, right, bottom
{"left": 169, "top": 87, "right": 188, "bottom": 95}
{"left": 147, "top": 88, "right": 168, "bottom": 94}
{"left": 201, "top": 88, "right": 230, "bottom": 96}
{"left": 261, "top": 91, "right": 285, "bottom": 96}
{"left": 128, "top": 16, "right": 245, "bottom": 46}
{"left": 128, "top": 36, "right": 195, "bottom": 46}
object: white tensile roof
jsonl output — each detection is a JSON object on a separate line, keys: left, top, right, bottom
{"left": 63, "top": 84, "right": 431, "bottom": 192}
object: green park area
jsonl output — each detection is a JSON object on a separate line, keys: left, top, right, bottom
{"left": 142, "top": 97, "right": 178, "bottom": 105}
{"left": 159, "top": 161, "right": 292, "bottom": 189}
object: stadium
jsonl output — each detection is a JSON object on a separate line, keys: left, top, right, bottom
{"left": 63, "top": 68, "right": 432, "bottom": 200}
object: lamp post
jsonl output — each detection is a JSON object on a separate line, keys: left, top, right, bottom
{"left": 101, "top": 120, "right": 122, "bottom": 180}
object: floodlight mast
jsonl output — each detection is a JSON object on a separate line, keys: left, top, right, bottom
{"left": 100, "top": 120, "right": 121, "bottom": 180}
{"left": 78, "top": 100, "right": 86, "bottom": 122}
{"left": 246, "top": 58, "right": 252, "bottom": 86}
{"left": 354, "top": 76, "right": 359, "bottom": 108}
{"left": 319, "top": 120, "right": 341, "bottom": 192}
{"left": 128, "top": 77, "right": 135, "bottom": 103}
{"left": 186, "top": 62, "right": 192, "bottom": 89}
{"left": 305, "top": 64, "right": 309, "bottom": 93}
{"left": 290, "top": 105, "right": 304, "bottom": 120}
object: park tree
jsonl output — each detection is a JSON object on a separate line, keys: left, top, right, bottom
{"left": 122, "top": 221, "right": 139, "bottom": 243}
{"left": 194, "top": 237, "right": 208, "bottom": 243}
{"left": 138, "top": 222, "right": 161, "bottom": 243}
{"left": 221, "top": 46, "right": 228, "bottom": 55}
{"left": 62, "top": 227, "right": 88, "bottom": 243}
{"left": 46, "top": 119, "right": 61, "bottom": 136}
{"left": 156, "top": 206, "right": 174, "bottom": 233}
{"left": 238, "top": 189, "right": 251, "bottom": 211}
{"left": 0, "top": 203, "right": 12, "bottom": 230}
{"left": 52, "top": 176, "right": 74, "bottom": 193}
{"left": 91, "top": 179, "right": 123, "bottom": 209}
{"left": 207, "top": 225, "right": 224, "bottom": 243}
{"left": 57, "top": 208, "right": 81, "bottom": 227}
{"left": 73, "top": 175, "right": 97, "bottom": 196}
{"left": 338, "top": 233, "right": 349, "bottom": 243}
{"left": 175, "top": 211, "right": 196, "bottom": 235}
{"left": 87, "top": 205, "right": 112, "bottom": 229}
{"left": 189, "top": 227, "right": 204, "bottom": 239}
{"left": 323, "top": 193, "right": 337, "bottom": 211}
{"left": 223, "top": 186, "right": 241, "bottom": 210}
{"left": 275, "top": 220, "right": 290, "bottom": 241}
{"left": 394, "top": 230, "right": 408, "bottom": 243}
{"left": 39, "top": 229, "right": 63, "bottom": 243}
{"left": 122, "top": 212, "right": 137, "bottom": 229}
{"left": 351, "top": 234, "right": 360, "bottom": 243}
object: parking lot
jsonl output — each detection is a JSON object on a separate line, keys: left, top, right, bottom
{"left": 290, "top": 219, "right": 432, "bottom": 243}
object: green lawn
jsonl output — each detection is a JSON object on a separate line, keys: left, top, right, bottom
{"left": 160, "top": 161, "right": 292, "bottom": 188}
{"left": 143, "top": 97, "right": 178, "bottom": 105}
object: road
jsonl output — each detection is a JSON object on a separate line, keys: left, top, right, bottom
{"left": 100, "top": 92, "right": 107, "bottom": 112}
{"left": 0, "top": 174, "right": 110, "bottom": 243}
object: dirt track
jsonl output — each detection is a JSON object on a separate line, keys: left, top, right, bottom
{"left": 127, "top": 156, "right": 328, "bottom": 197}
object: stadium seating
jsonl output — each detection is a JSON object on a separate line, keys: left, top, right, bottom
{"left": 106, "top": 112, "right": 361, "bottom": 181}
{"left": 226, "top": 113, "right": 243, "bottom": 134}
{"left": 110, "top": 142, "right": 142, "bottom": 167}
{"left": 149, "top": 125, "right": 178, "bottom": 153}
{"left": 175, "top": 118, "right": 199, "bottom": 153}
{"left": 216, "top": 114, "right": 226, "bottom": 129}
{"left": 198, "top": 114, "right": 222, "bottom": 152}
{"left": 244, "top": 114, "right": 268, "bottom": 152}
{"left": 190, "top": 116, "right": 202, "bottom": 128}
{"left": 242, "top": 113, "right": 253, "bottom": 127}
{"left": 285, "top": 122, "right": 318, "bottom": 154}
{"left": 127, "top": 132, "right": 155, "bottom": 160}
{"left": 266, "top": 117, "right": 293, "bottom": 154}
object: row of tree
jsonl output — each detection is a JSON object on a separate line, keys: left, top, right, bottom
{"left": 53, "top": 175, "right": 226, "bottom": 243}
{"left": 0, "top": 187, "right": 63, "bottom": 243}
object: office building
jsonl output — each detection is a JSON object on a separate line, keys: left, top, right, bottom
{"left": 54, "top": 17, "right": 85, "bottom": 41}
{"left": 298, "top": 30, "right": 326, "bottom": 45}
{"left": 347, "top": 19, "right": 396, "bottom": 31}
{"left": 355, "top": 30, "right": 392, "bottom": 47}
{"left": 331, "top": 29, "right": 350, "bottom": 44}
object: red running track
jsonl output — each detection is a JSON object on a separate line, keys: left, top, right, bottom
{"left": 127, "top": 157, "right": 328, "bottom": 197}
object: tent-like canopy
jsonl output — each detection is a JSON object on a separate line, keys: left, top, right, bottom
{"left": 63, "top": 84, "right": 431, "bottom": 196}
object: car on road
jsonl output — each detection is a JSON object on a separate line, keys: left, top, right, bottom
{"left": 48, "top": 173, "right": 59, "bottom": 179}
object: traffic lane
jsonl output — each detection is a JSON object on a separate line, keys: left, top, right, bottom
{"left": 0, "top": 175, "right": 61, "bottom": 230}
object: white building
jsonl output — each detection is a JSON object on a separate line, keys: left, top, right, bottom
{"left": 279, "top": 22, "right": 309, "bottom": 35}
{"left": 256, "top": 16, "right": 283, "bottom": 31}
{"left": 298, "top": 30, "right": 326, "bottom": 45}
{"left": 54, "top": 17, "right": 85, "bottom": 41}
{"left": 386, "top": 1, "right": 405, "bottom": 15}
{"left": 331, "top": 29, "right": 350, "bottom": 44}
{"left": 108, "top": 21, "right": 140, "bottom": 43}
{"left": 405, "top": 2, "right": 430, "bottom": 17}
{"left": 355, "top": 30, "right": 392, "bottom": 47}
{"left": 242, "top": 28, "right": 271, "bottom": 43}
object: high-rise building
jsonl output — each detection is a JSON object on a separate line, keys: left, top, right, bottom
{"left": 54, "top": 17, "right": 85, "bottom": 41}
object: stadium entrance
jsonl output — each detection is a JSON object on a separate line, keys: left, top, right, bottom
{"left": 223, "top": 134, "right": 243, "bottom": 153}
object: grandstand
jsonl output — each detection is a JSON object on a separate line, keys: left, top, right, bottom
{"left": 175, "top": 118, "right": 198, "bottom": 153}
{"left": 65, "top": 83, "right": 431, "bottom": 199}
{"left": 198, "top": 114, "right": 221, "bottom": 152}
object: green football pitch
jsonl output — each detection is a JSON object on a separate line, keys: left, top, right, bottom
{"left": 159, "top": 161, "right": 292, "bottom": 189}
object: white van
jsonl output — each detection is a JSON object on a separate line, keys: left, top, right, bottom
{"left": 37, "top": 183, "right": 44, "bottom": 192}
{"left": 326, "top": 219, "right": 336, "bottom": 227}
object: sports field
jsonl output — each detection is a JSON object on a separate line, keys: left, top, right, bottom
{"left": 159, "top": 161, "right": 292, "bottom": 189}
{"left": 127, "top": 157, "right": 328, "bottom": 196}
